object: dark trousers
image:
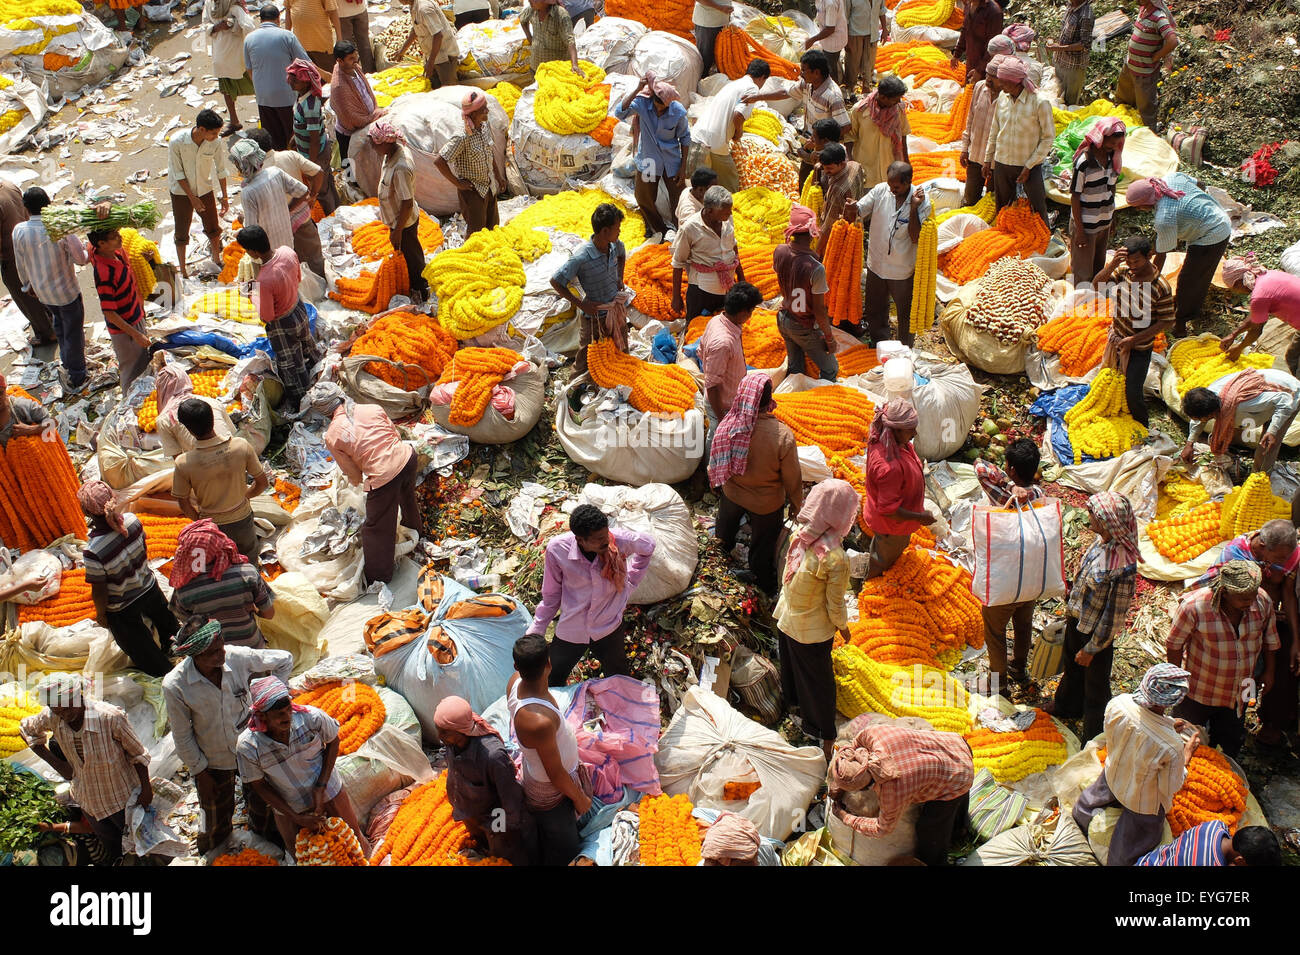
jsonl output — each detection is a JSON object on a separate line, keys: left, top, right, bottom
{"left": 459, "top": 188, "right": 500, "bottom": 237}
{"left": 1259, "top": 620, "right": 1298, "bottom": 735}
{"left": 685, "top": 284, "right": 725, "bottom": 322}
{"left": 217, "top": 513, "right": 261, "bottom": 566}
{"left": 455, "top": 7, "right": 491, "bottom": 26}
{"left": 1174, "top": 696, "right": 1246, "bottom": 760}
{"left": 992, "top": 160, "right": 1050, "bottom": 225}
{"left": 982, "top": 599, "right": 1034, "bottom": 681}
{"left": 961, "top": 159, "right": 986, "bottom": 206}
{"left": 715, "top": 491, "right": 784, "bottom": 596}
{"left": 1123, "top": 346, "right": 1153, "bottom": 427}
{"left": 338, "top": 132, "right": 352, "bottom": 164}
{"left": 398, "top": 221, "right": 429, "bottom": 295}
{"left": 778, "top": 309, "right": 838, "bottom": 380}
{"left": 49, "top": 297, "right": 87, "bottom": 386}
{"left": 1071, "top": 224, "right": 1111, "bottom": 288}
{"left": 2, "top": 255, "right": 54, "bottom": 341}
{"left": 778, "top": 632, "right": 835, "bottom": 742}
{"left": 634, "top": 170, "right": 682, "bottom": 236}
{"left": 338, "top": 12, "right": 374, "bottom": 72}
{"left": 1072, "top": 769, "right": 1164, "bottom": 866}
{"left": 1173, "top": 239, "right": 1229, "bottom": 335}
{"left": 1053, "top": 615, "right": 1114, "bottom": 742}
{"left": 105, "top": 582, "right": 178, "bottom": 677}
{"left": 465, "top": 814, "right": 538, "bottom": 866}
{"left": 169, "top": 189, "right": 221, "bottom": 251}
{"left": 292, "top": 220, "right": 326, "bottom": 281}
{"left": 864, "top": 269, "right": 915, "bottom": 346}
{"left": 694, "top": 23, "right": 723, "bottom": 75}
{"left": 87, "top": 809, "right": 127, "bottom": 862}
{"left": 363, "top": 449, "right": 422, "bottom": 584}
{"left": 914, "top": 792, "right": 969, "bottom": 867}
{"left": 532, "top": 798, "right": 580, "bottom": 865}
{"left": 257, "top": 104, "right": 295, "bottom": 151}
{"left": 548, "top": 623, "right": 629, "bottom": 686}
{"left": 307, "top": 49, "right": 336, "bottom": 72}
{"left": 195, "top": 769, "right": 273, "bottom": 853}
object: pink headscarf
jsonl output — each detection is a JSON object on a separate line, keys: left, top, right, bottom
{"left": 986, "top": 34, "right": 1016, "bottom": 56}
{"left": 701, "top": 812, "right": 762, "bottom": 862}
{"left": 867, "top": 399, "right": 919, "bottom": 464}
{"left": 433, "top": 695, "right": 501, "bottom": 740}
{"left": 997, "top": 57, "right": 1036, "bottom": 93}
{"left": 155, "top": 363, "right": 194, "bottom": 423}
{"left": 1074, "top": 117, "right": 1126, "bottom": 175}
{"left": 247, "top": 676, "right": 308, "bottom": 732}
{"left": 785, "top": 203, "right": 820, "bottom": 241}
{"left": 286, "top": 58, "right": 322, "bottom": 98}
{"left": 78, "top": 479, "right": 126, "bottom": 535}
{"left": 1125, "top": 177, "right": 1184, "bottom": 207}
{"left": 647, "top": 73, "right": 680, "bottom": 105}
{"left": 1222, "top": 253, "right": 1268, "bottom": 291}
{"left": 1003, "top": 23, "right": 1036, "bottom": 51}
{"left": 985, "top": 54, "right": 1011, "bottom": 79}
{"left": 783, "top": 478, "right": 861, "bottom": 584}
{"left": 462, "top": 89, "right": 488, "bottom": 132}
{"left": 367, "top": 120, "right": 406, "bottom": 145}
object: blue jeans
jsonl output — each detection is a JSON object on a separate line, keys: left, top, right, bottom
{"left": 49, "top": 296, "right": 87, "bottom": 385}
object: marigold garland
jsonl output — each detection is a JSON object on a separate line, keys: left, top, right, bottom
{"left": 273, "top": 478, "right": 302, "bottom": 513}
{"left": 731, "top": 139, "right": 799, "bottom": 199}
{"left": 935, "top": 191, "right": 997, "bottom": 226}
{"left": 1156, "top": 473, "right": 1210, "bottom": 522}
{"left": 349, "top": 214, "right": 443, "bottom": 262}
{"left": 832, "top": 645, "right": 973, "bottom": 733}
{"left": 119, "top": 228, "right": 160, "bottom": 299}
{"left": 939, "top": 200, "right": 1050, "bottom": 284}
{"left": 437, "top": 347, "right": 521, "bottom": 426}
{"left": 0, "top": 686, "right": 41, "bottom": 758}
{"left": 0, "top": 410, "right": 87, "bottom": 551}
{"left": 963, "top": 709, "right": 1067, "bottom": 782}
{"left": 487, "top": 81, "right": 522, "bottom": 121}
{"left": 715, "top": 24, "right": 799, "bottom": 80}
{"left": 685, "top": 308, "right": 788, "bottom": 369}
{"left": 292, "top": 681, "right": 387, "bottom": 755}
{"left": 218, "top": 239, "right": 246, "bottom": 284}
{"left": 826, "top": 343, "right": 880, "bottom": 378}
{"left": 738, "top": 244, "right": 781, "bottom": 300}
{"left": 188, "top": 289, "right": 259, "bottom": 323}
{"left": 533, "top": 60, "right": 610, "bottom": 136}
{"left": 908, "top": 83, "right": 972, "bottom": 144}
{"left": 350, "top": 311, "right": 458, "bottom": 387}
{"left": 1062, "top": 368, "right": 1149, "bottom": 464}
{"left": 602, "top": 0, "right": 692, "bottom": 38}
{"left": 1168, "top": 337, "right": 1274, "bottom": 398}
{"left": 370, "top": 775, "right": 511, "bottom": 865}
{"left": 329, "top": 253, "right": 411, "bottom": 315}
{"left": 799, "top": 175, "right": 823, "bottom": 218}
{"left": 507, "top": 189, "right": 645, "bottom": 245}
{"left": 743, "top": 109, "right": 785, "bottom": 146}
{"left": 1051, "top": 98, "right": 1142, "bottom": 135}
{"left": 135, "top": 513, "right": 193, "bottom": 561}
{"left": 17, "top": 569, "right": 95, "bottom": 627}
{"left": 822, "top": 219, "right": 863, "bottom": 327}
{"left": 772, "top": 386, "right": 875, "bottom": 458}
{"left": 588, "top": 339, "right": 698, "bottom": 414}
{"left": 296, "top": 816, "right": 369, "bottom": 865}
{"left": 371, "top": 63, "right": 430, "bottom": 107}
{"left": 1147, "top": 500, "right": 1224, "bottom": 563}
{"left": 1219, "top": 472, "right": 1291, "bottom": 539}
{"left": 211, "top": 847, "right": 278, "bottom": 866}
{"left": 909, "top": 212, "right": 938, "bottom": 335}
{"left": 896, "top": 0, "right": 956, "bottom": 29}
{"left": 1166, "top": 745, "right": 1248, "bottom": 836}
{"left": 136, "top": 368, "right": 226, "bottom": 432}
{"left": 964, "top": 257, "right": 1051, "bottom": 345}
{"left": 732, "top": 187, "right": 793, "bottom": 247}
{"left": 423, "top": 230, "right": 527, "bottom": 339}
{"left": 637, "top": 793, "right": 702, "bottom": 866}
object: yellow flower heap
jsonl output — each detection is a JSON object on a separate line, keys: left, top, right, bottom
{"left": 935, "top": 192, "right": 996, "bottom": 226}
{"left": 0, "top": 685, "right": 41, "bottom": 757}
{"left": 1051, "top": 99, "right": 1142, "bottom": 135}
{"left": 508, "top": 188, "right": 647, "bottom": 244}
{"left": 1062, "top": 368, "right": 1148, "bottom": 464}
{"left": 896, "top": 0, "right": 955, "bottom": 28}
{"left": 3, "top": 0, "right": 81, "bottom": 55}
{"left": 1220, "top": 472, "right": 1292, "bottom": 538}
{"left": 532, "top": 60, "right": 609, "bottom": 136}
{"left": 1169, "top": 337, "right": 1274, "bottom": 398}
{"left": 832, "top": 646, "right": 974, "bottom": 733}
{"left": 743, "top": 109, "right": 783, "bottom": 145}
{"left": 732, "top": 187, "right": 793, "bottom": 246}
{"left": 1156, "top": 472, "right": 1209, "bottom": 521}
{"left": 188, "top": 289, "right": 259, "bottom": 323}
{"left": 120, "top": 228, "right": 160, "bottom": 297}
{"left": 423, "top": 223, "right": 549, "bottom": 340}
{"left": 487, "top": 81, "right": 523, "bottom": 121}
{"left": 371, "top": 64, "right": 431, "bottom": 107}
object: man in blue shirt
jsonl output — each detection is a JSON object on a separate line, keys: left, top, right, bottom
{"left": 614, "top": 74, "right": 691, "bottom": 242}
{"left": 244, "top": 6, "right": 316, "bottom": 150}
{"left": 1135, "top": 821, "right": 1281, "bottom": 866}
{"left": 551, "top": 203, "right": 627, "bottom": 374}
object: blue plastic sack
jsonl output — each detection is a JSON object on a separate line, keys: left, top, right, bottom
{"left": 237, "top": 302, "right": 320, "bottom": 360}
{"left": 1029, "top": 384, "right": 1091, "bottom": 463}
{"left": 651, "top": 330, "right": 678, "bottom": 364}
{"left": 160, "top": 328, "right": 243, "bottom": 357}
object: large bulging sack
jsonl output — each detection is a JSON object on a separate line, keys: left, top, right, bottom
{"left": 938, "top": 283, "right": 1033, "bottom": 376}
{"left": 655, "top": 686, "right": 826, "bottom": 840}
{"left": 456, "top": 18, "right": 531, "bottom": 77}
{"left": 627, "top": 31, "right": 703, "bottom": 107}
{"left": 430, "top": 362, "right": 548, "bottom": 444}
{"left": 576, "top": 17, "right": 647, "bottom": 72}
{"left": 350, "top": 90, "right": 509, "bottom": 216}
{"left": 368, "top": 574, "right": 531, "bottom": 742}
{"left": 577, "top": 482, "right": 698, "bottom": 605}
{"left": 555, "top": 376, "right": 706, "bottom": 486}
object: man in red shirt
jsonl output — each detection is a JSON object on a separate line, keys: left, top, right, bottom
{"left": 698, "top": 282, "right": 763, "bottom": 454}
{"left": 238, "top": 225, "right": 322, "bottom": 409}
{"left": 950, "top": 0, "right": 1004, "bottom": 81}
{"left": 89, "top": 227, "right": 153, "bottom": 391}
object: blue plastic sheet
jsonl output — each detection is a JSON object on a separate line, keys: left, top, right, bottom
{"left": 1029, "top": 384, "right": 1091, "bottom": 463}
{"left": 651, "top": 330, "right": 678, "bottom": 364}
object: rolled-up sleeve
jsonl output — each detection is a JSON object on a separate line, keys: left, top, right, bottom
{"left": 109, "top": 708, "right": 151, "bottom": 768}
{"left": 619, "top": 529, "right": 658, "bottom": 589}
{"left": 19, "top": 709, "right": 52, "bottom": 747}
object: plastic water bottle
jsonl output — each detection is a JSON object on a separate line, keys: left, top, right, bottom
{"left": 463, "top": 573, "right": 501, "bottom": 591}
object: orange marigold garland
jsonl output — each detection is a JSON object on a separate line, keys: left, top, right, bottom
{"left": 1167, "top": 745, "right": 1249, "bottom": 836}
{"left": 602, "top": 0, "right": 692, "bottom": 38}
{"left": 910, "top": 150, "right": 967, "bottom": 183}
{"left": 637, "top": 793, "right": 702, "bottom": 866}
{"left": 738, "top": 244, "right": 781, "bottom": 300}
{"left": 296, "top": 816, "right": 369, "bottom": 865}
{"left": 371, "top": 775, "right": 512, "bottom": 866}
{"left": 273, "top": 478, "right": 302, "bottom": 513}
{"left": 822, "top": 219, "right": 863, "bottom": 326}
{"left": 350, "top": 311, "right": 458, "bottom": 388}
{"left": 437, "top": 347, "right": 521, "bottom": 427}
{"left": 685, "top": 308, "right": 788, "bottom": 369}
{"left": 292, "top": 681, "right": 386, "bottom": 755}
{"left": 134, "top": 513, "right": 192, "bottom": 561}
{"left": 328, "top": 253, "right": 410, "bottom": 314}
{"left": 17, "top": 569, "right": 95, "bottom": 627}
{"left": 1036, "top": 298, "right": 1167, "bottom": 377}
{"left": 1147, "top": 501, "right": 1225, "bottom": 564}
{"left": 211, "top": 847, "right": 278, "bottom": 866}
{"left": 0, "top": 410, "right": 87, "bottom": 551}
{"left": 715, "top": 24, "right": 799, "bottom": 80}
{"left": 587, "top": 339, "right": 698, "bottom": 414}
{"left": 349, "top": 214, "right": 444, "bottom": 261}
{"left": 624, "top": 243, "right": 676, "bottom": 322}
{"left": 939, "top": 200, "right": 1050, "bottom": 284}
{"left": 771, "top": 385, "right": 875, "bottom": 458}
{"left": 907, "top": 84, "right": 973, "bottom": 144}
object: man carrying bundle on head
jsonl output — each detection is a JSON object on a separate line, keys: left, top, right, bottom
{"left": 163, "top": 617, "right": 293, "bottom": 853}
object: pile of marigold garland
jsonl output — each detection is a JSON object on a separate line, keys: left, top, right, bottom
{"left": 437, "top": 347, "right": 524, "bottom": 426}
{"left": 0, "top": 391, "right": 86, "bottom": 550}
{"left": 293, "top": 681, "right": 387, "bottom": 755}
{"left": 588, "top": 340, "right": 698, "bottom": 414}
{"left": 350, "top": 311, "right": 458, "bottom": 388}
{"left": 17, "top": 569, "right": 95, "bottom": 627}
{"left": 771, "top": 386, "right": 875, "bottom": 459}
{"left": 371, "top": 775, "right": 510, "bottom": 866}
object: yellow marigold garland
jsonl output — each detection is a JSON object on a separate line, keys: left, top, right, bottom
{"left": 487, "top": 81, "right": 522, "bottom": 121}
{"left": 1062, "top": 368, "right": 1149, "bottom": 464}
{"left": 732, "top": 187, "right": 793, "bottom": 247}
{"left": 637, "top": 793, "right": 702, "bottom": 866}
{"left": 962, "top": 709, "right": 1068, "bottom": 783}
{"left": 832, "top": 645, "right": 973, "bottom": 733}
{"left": 508, "top": 189, "right": 645, "bottom": 244}
{"left": 137, "top": 368, "right": 226, "bottom": 432}
{"left": 909, "top": 212, "right": 938, "bottom": 335}
{"left": 1156, "top": 473, "right": 1210, "bottom": 521}
{"left": 1168, "top": 337, "right": 1274, "bottom": 398}
{"left": 188, "top": 289, "right": 259, "bottom": 323}
{"left": 743, "top": 109, "right": 784, "bottom": 145}
{"left": 935, "top": 191, "right": 996, "bottom": 226}
{"left": 0, "top": 685, "right": 41, "bottom": 758}
{"left": 1219, "top": 472, "right": 1291, "bottom": 539}
{"left": 119, "top": 228, "right": 160, "bottom": 298}
{"left": 533, "top": 60, "right": 610, "bottom": 135}
{"left": 371, "top": 63, "right": 430, "bottom": 107}
{"left": 423, "top": 230, "right": 526, "bottom": 339}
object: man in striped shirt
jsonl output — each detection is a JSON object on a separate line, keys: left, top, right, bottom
{"left": 170, "top": 521, "right": 276, "bottom": 647}
{"left": 1136, "top": 821, "right": 1281, "bottom": 866}
{"left": 1115, "top": 0, "right": 1177, "bottom": 130}
{"left": 88, "top": 227, "right": 153, "bottom": 391}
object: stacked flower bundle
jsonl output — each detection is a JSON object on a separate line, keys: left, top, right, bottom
{"left": 211, "top": 848, "right": 278, "bottom": 866}
{"left": 0, "top": 394, "right": 87, "bottom": 550}
{"left": 1168, "top": 337, "right": 1274, "bottom": 398}
{"left": 826, "top": 343, "right": 880, "bottom": 378}
{"left": 17, "top": 569, "right": 94, "bottom": 627}
{"left": 909, "top": 213, "right": 938, "bottom": 335}
{"left": 329, "top": 254, "right": 411, "bottom": 315}
{"left": 910, "top": 151, "right": 966, "bottom": 183}
{"left": 964, "top": 257, "right": 1051, "bottom": 345}
{"left": 137, "top": 369, "right": 227, "bottom": 432}
{"left": 935, "top": 191, "right": 996, "bottom": 226}
{"left": 135, "top": 514, "right": 192, "bottom": 561}
{"left": 371, "top": 775, "right": 510, "bottom": 865}
{"left": 716, "top": 25, "right": 799, "bottom": 79}
{"left": 0, "top": 686, "right": 40, "bottom": 758}
{"left": 424, "top": 233, "right": 527, "bottom": 339}
{"left": 939, "top": 201, "right": 1050, "bottom": 284}
{"left": 1219, "top": 472, "right": 1291, "bottom": 538}
{"left": 737, "top": 245, "right": 781, "bottom": 300}
{"left": 349, "top": 215, "right": 443, "bottom": 261}
{"left": 1166, "top": 746, "right": 1248, "bottom": 836}
{"left": 743, "top": 109, "right": 785, "bottom": 146}
{"left": 624, "top": 243, "right": 675, "bottom": 320}
{"left": 685, "top": 308, "right": 788, "bottom": 369}
{"left": 1155, "top": 473, "right": 1210, "bottom": 521}
{"left": 875, "top": 40, "right": 966, "bottom": 83}
{"left": 296, "top": 817, "right": 369, "bottom": 866}
{"left": 732, "top": 187, "right": 793, "bottom": 246}
{"left": 588, "top": 340, "right": 698, "bottom": 414}
{"left": 273, "top": 478, "right": 302, "bottom": 513}
{"left": 823, "top": 219, "right": 864, "bottom": 326}
{"left": 907, "top": 84, "right": 972, "bottom": 144}
{"left": 508, "top": 189, "right": 644, "bottom": 244}
{"left": 799, "top": 176, "right": 823, "bottom": 217}
{"left": 218, "top": 239, "right": 247, "bottom": 284}
{"left": 1147, "top": 500, "right": 1224, "bottom": 563}
{"left": 1062, "top": 368, "right": 1148, "bottom": 464}
{"left": 293, "top": 681, "right": 387, "bottom": 755}
{"left": 832, "top": 646, "right": 973, "bottom": 732}
{"left": 895, "top": 0, "right": 957, "bottom": 30}
{"left": 437, "top": 347, "right": 522, "bottom": 426}
{"left": 964, "top": 709, "right": 1068, "bottom": 783}
{"left": 487, "top": 81, "right": 522, "bottom": 121}
{"left": 350, "top": 311, "right": 458, "bottom": 388}
{"left": 771, "top": 386, "right": 875, "bottom": 458}
{"left": 188, "top": 290, "right": 259, "bottom": 323}
{"left": 533, "top": 60, "right": 610, "bottom": 136}
{"left": 731, "top": 139, "right": 799, "bottom": 199}
{"left": 636, "top": 794, "right": 702, "bottom": 866}
{"left": 603, "top": 0, "right": 693, "bottom": 38}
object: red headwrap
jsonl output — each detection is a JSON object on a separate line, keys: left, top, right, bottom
{"left": 170, "top": 518, "right": 249, "bottom": 588}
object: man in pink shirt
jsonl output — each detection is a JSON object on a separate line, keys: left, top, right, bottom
{"left": 1219, "top": 257, "right": 1300, "bottom": 375}
{"left": 309, "top": 382, "right": 422, "bottom": 584}
{"left": 239, "top": 225, "right": 322, "bottom": 410}
{"left": 698, "top": 283, "right": 763, "bottom": 457}
{"left": 525, "top": 505, "right": 656, "bottom": 686}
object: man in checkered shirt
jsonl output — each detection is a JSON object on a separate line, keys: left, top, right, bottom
{"left": 1167, "top": 559, "right": 1279, "bottom": 759}
{"left": 828, "top": 722, "right": 974, "bottom": 866}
